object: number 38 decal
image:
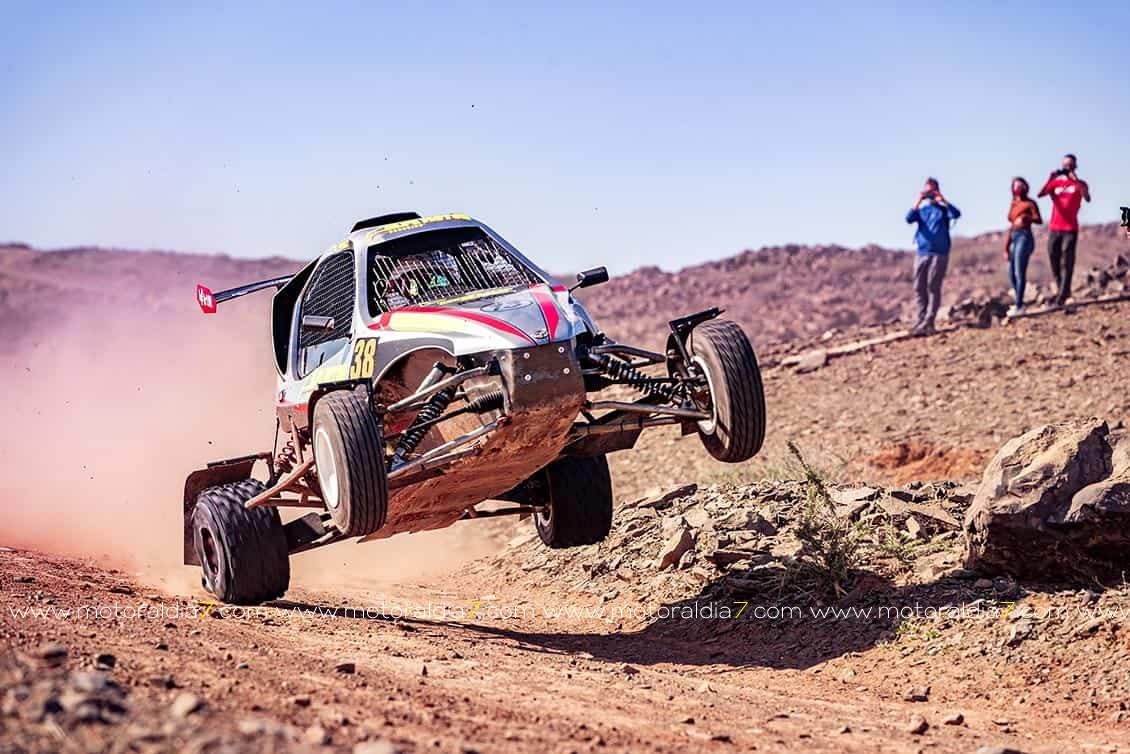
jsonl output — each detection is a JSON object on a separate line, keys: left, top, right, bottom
{"left": 349, "top": 338, "right": 378, "bottom": 379}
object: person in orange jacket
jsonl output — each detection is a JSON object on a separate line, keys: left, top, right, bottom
{"left": 1004, "top": 177, "right": 1042, "bottom": 316}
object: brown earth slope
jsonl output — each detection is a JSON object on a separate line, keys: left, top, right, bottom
{"left": 612, "top": 297, "right": 1130, "bottom": 500}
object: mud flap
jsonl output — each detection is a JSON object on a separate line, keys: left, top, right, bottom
{"left": 182, "top": 455, "right": 264, "bottom": 565}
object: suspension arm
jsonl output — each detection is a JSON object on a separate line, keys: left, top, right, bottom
{"left": 384, "top": 389, "right": 505, "bottom": 442}
{"left": 387, "top": 416, "right": 505, "bottom": 484}
{"left": 586, "top": 343, "right": 666, "bottom": 367}
{"left": 385, "top": 366, "right": 491, "bottom": 413}
{"left": 569, "top": 416, "right": 682, "bottom": 437}
{"left": 585, "top": 400, "right": 709, "bottom": 420}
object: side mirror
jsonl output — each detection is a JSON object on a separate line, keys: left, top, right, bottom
{"left": 570, "top": 266, "right": 609, "bottom": 292}
{"left": 300, "top": 314, "right": 336, "bottom": 333}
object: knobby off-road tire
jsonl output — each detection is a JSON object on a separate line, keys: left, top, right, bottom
{"left": 690, "top": 319, "right": 766, "bottom": 463}
{"left": 312, "top": 390, "right": 388, "bottom": 538}
{"left": 534, "top": 454, "right": 614, "bottom": 548}
{"left": 192, "top": 480, "right": 290, "bottom": 605}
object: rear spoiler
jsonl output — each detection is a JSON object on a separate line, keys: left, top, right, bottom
{"left": 196, "top": 276, "right": 293, "bottom": 314}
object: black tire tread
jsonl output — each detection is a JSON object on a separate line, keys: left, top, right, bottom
{"left": 693, "top": 319, "right": 766, "bottom": 462}
{"left": 195, "top": 480, "right": 290, "bottom": 605}
{"left": 315, "top": 391, "right": 387, "bottom": 537}
{"left": 537, "top": 455, "right": 614, "bottom": 548}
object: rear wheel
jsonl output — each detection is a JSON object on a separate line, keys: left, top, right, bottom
{"left": 312, "top": 390, "right": 388, "bottom": 538}
{"left": 534, "top": 455, "right": 614, "bottom": 548}
{"left": 192, "top": 480, "right": 290, "bottom": 605}
{"left": 689, "top": 319, "right": 766, "bottom": 463}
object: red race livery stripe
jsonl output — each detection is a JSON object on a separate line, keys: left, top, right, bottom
{"left": 368, "top": 306, "right": 535, "bottom": 343}
{"left": 529, "top": 284, "right": 561, "bottom": 339}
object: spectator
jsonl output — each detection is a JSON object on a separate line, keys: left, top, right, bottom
{"left": 1004, "top": 177, "right": 1042, "bottom": 316}
{"left": 1038, "top": 153, "right": 1091, "bottom": 306}
{"left": 906, "top": 178, "right": 961, "bottom": 335}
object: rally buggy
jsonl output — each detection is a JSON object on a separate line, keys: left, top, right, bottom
{"left": 185, "top": 212, "right": 766, "bottom": 604}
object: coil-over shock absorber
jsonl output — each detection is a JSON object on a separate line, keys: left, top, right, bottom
{"left": 392, "top": 386, "right": 456, "bottom": 467}
{"left": 590, "top": 354, "right": 674, "bottom": 401}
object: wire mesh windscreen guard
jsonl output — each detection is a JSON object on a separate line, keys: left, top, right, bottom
{"left": 298, "top": 251, "right": 355, "bottom": 348}
{"left": 368, "top": 227, "right": 541, "bottom": 315}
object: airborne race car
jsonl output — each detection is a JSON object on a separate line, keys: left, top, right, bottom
{"left": 185, "top": 212, "right": 766, "bottom": 604}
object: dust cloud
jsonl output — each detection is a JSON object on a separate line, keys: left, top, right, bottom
{"left": 0, "top": 298, "right": 504, "bottom": 596}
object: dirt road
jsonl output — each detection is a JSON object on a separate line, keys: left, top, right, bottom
{"left": 4, "top": 546, "right": 1128, "bottom": 754}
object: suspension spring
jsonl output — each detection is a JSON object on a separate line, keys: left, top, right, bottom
{"left": 593, "top": 355, "right": 674, "bottom": 400}
{"left": 393, "top": 386, "right": 456, "bottom": 464}
{"left": 465, "top": 389, "right": 504, "bottom": 413}
{"left": 275, "top": 439, "right": 297, "bottom": 475}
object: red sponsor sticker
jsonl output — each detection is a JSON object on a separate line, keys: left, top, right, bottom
{"left": 196, "top": 284, "right": 217, "bottom": 314}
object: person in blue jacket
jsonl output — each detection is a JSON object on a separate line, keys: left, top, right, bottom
{"left": 905, "top": 178, "right": 961, "bottom": 335}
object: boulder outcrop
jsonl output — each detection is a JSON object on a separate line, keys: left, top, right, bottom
{"left": 964, "top": 418, "right": 1130, "bottom": 580}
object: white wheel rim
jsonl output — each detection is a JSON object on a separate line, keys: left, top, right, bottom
{"left": 536, "top": 494, "right": 553, "bottom": 528}
{"left": 693, "top": 355, "right": 718, "bottom": 435}
{"left": 314, "top": 426, "right": 340, "bottom": 510}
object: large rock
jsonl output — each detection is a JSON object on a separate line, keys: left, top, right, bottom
{"left": 964, "top": 419, "right": 1130, "bottom": 580}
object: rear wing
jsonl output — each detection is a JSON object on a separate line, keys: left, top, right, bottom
{"left": 196, "top": 276, "right": 293, "bottom": 314}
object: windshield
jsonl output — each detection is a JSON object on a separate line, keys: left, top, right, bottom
{"left": 367, "top": 227, "right": 541, "bottom": 315}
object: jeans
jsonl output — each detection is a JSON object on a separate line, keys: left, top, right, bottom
{"left": 1048, "top": 230, "right": 1078, "bottom": 305}
{"left": 913, "top": 253, "right": 948, "bottom": 329}
{"left": 1008, "top": 229, "right": 1034, "bottom": 306}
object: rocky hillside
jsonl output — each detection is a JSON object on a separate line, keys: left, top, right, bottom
{"left": 576, "top": 222, "right": 1129, "bottom": 348}
{"left": 4, "top": 221, "right": 1126, "bottom": 354}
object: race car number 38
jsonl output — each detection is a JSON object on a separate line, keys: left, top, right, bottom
{"left": 350, "top": 338, "right": 377, "bottom": 379}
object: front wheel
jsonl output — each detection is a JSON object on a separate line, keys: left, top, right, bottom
{"left": 312, "top": 390, "right": 388, "bottom": 538}
{"left": 689, "top": 319, "right": 766, "bottom": 463}
{"left": 534, "top": 455, "right": 614, "bottom": 548}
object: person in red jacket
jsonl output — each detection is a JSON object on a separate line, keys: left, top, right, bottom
{"left": 1038, "top": 153, "right": 1091, "bottom": 306}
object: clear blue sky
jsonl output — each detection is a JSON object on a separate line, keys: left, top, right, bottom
{"left": 2, "top": 1, "right": 1127, "bottom": 273}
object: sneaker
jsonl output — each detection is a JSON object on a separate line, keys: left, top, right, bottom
{"left": 1006, "top": 305, "right": 1026, "bottom": 318}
